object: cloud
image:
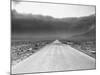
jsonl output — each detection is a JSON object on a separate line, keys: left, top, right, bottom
{"left": 12, "top": 1, "right": 95, "bottom": 18}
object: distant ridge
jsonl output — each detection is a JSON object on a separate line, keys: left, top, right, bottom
{"left": 12, "top": 10, "right": 96, "bottom": 40}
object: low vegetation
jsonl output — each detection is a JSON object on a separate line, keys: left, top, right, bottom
{"left": 60, "top": 40, "right": 96, "bottom": 58}
{"left": 11, "top": 40, "right": 53, "bottom": 65}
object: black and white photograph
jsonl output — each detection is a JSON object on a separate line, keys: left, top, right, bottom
{"left": 11, "top": 0, "right": 96, "bottom": 74}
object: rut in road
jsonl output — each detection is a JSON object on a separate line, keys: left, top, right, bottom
{"left": 12, "top": 40, "right": 96, "bottom": 74}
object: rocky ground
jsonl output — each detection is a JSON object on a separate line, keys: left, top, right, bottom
{"left": 60, "top": 40, "right": 96, "bottom": 58}
{"left": 11, "top": 40, "right": 53, "bottom": 65}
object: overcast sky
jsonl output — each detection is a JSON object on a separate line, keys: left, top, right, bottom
{"left": 12, "top": 1, "right": 95, "bottom": 18}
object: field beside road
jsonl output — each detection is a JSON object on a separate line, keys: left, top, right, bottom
{"left": 11, "top": 40, "right": 53, "bottom": 65}
{"left": 60, "top": 40, "right": 96, "bottom": 58}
